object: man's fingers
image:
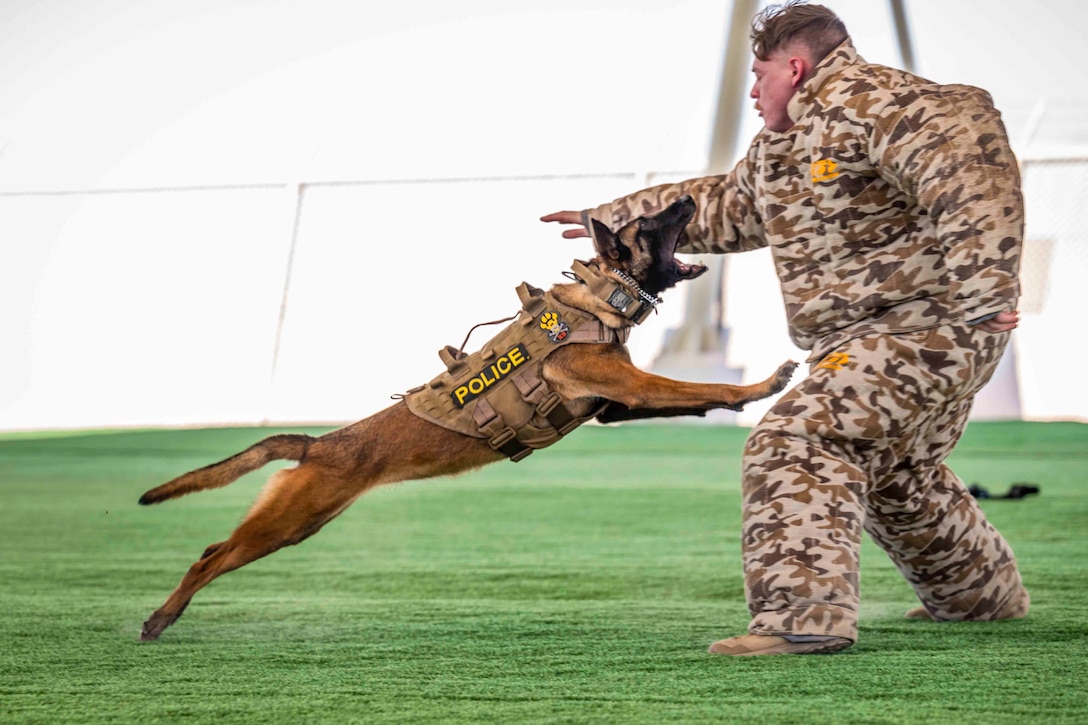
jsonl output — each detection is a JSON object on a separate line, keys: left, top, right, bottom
{"left": 978, "top": 310, "right": 1020, "bottom": 333}
{"left": 542, "top": 210, "right": 590, "bottom": 239}
{"left": 540, "top": 210, "right": 583, "bottom": 224}
{"left": 989, "top": 310, "right": 1020, "bottom": 332}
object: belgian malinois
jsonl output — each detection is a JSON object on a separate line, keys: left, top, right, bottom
{"left": 138, "top": 195, "right": 797, "bottom": 641}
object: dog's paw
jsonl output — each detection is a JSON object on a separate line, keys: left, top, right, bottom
{"left": 771, "top": 360, "right": 799, "bottom": 392}
{"left": 140, "top": 612, "right": 173, "bottom": 641}
{"left": 139, "top": 622, "right": 162, "bottom": 642}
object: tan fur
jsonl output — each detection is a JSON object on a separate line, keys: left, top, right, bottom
{"left": 137, "top": 200, "right": 797, "bottom": 641}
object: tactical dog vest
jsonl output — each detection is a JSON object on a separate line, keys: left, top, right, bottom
{"left": 401, "top": 261, "right": 659, "bottom": 462}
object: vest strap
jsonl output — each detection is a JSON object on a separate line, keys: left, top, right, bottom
{"left": 537, "top": 391, "right": 578, "bottom": 435}
{"left": 512, "top": 367, "right": 579, "bottom": 436}
{"left": 472, "top": 397, "right": 533, "bottom": 462}
{"left": 488, "top": 426, "right": 533, "bottom": 462}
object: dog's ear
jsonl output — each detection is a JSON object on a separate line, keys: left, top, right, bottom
{"left": 591, "top": 219, "right": 627, "bottom": 263}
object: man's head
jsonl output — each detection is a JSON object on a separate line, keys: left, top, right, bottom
{"left": 748, "top": 1, "right": 848, "bottom": 132}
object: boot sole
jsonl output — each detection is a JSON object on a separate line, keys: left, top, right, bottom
{"left": 709, "top": 636, "right": 853, "bottom": 656}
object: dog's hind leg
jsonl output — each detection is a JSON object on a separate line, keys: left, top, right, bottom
{"left": 140, "top": 463, "right": 362, "bottom": 641}
{"left": 140, "top": 404, "right": 498, "bottom": 641}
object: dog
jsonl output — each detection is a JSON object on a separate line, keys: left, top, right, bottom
{"left": 137, "top": 195, "right": 798, "bottom": 641}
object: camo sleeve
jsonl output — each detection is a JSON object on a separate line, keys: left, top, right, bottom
{"left": 582, "top": 146, "right": 767, "bottom": 255}
{"left": 868, "top": 83, "right": 1023, "bottom": 321}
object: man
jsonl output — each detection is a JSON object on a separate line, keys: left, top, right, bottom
{"left": 542, "top": 1, "right": 1029, "bottom": 656}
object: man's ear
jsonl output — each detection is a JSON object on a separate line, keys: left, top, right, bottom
{"left": 789, "top": 55, "right": 809, "bottom": 88}
{"left": 591, "top": 219, "right": 624, "bottom": 262}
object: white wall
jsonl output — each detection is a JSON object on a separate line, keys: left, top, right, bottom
{"left": 3, "top": 1, "right": 1087, "bottom": 431}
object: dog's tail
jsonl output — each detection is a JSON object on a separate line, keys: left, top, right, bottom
{"left": 138, "top": 433, "right": 315, "bottom": 505}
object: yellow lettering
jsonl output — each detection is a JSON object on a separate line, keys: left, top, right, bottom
{"left": 454, "top": 386, "right": 470, "bottom": 405}
{"left": 449, "top": 344, "right": 533, "bottom": 408}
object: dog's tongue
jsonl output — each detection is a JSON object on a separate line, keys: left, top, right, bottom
{"left": 676, "top": 261, "right": 708, "bottom": 279}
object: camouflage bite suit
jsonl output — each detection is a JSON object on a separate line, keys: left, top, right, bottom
{"left": 741, "top": 325, "right": 1027, "bottom": 640}
{"left": 583, "top": 41, "right": 1029, "bottom": 641}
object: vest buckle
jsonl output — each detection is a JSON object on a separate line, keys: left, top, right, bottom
{"left": 536, "top": 391, "right": 563, "bottom": 416}
{"left": 488, "top": 426, "right": 532, "bottom": 462}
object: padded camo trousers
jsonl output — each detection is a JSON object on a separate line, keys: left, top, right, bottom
{"left": 742, "top": 323, "right": 1029, "bottom": 642}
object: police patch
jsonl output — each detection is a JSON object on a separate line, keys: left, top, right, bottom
{"left": 450, "top": 343, "right": 531, "bottom": 408}
{"left": 539, "top": 311, "right": 570, "bottom": 344}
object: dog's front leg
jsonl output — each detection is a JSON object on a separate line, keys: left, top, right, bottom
{"left": 595, "top": 404, "right": 711, "bottom": 424}
{"left": 543, "top": 344, "right": 797, "bottom": 417}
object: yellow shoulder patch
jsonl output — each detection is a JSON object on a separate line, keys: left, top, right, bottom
{"left": 817, "top": 351, "right": 850, "bottom": 371}
{"left": 811, "top": 159, "right": 840, "bottom": 183}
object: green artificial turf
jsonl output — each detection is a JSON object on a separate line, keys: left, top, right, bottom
{"left": 1, "top": 421, "right": 1086, "bottom": 724}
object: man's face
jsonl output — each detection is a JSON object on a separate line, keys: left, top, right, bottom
{"left": 750, "top": 49, "right": 802, "bottom": 133}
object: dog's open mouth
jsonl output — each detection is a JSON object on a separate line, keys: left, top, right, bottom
{"left": 661, "top": 196, "right": 707, "bottom": 281}
{"left": 675, "top": 260, "right": 707, "bottom": 279}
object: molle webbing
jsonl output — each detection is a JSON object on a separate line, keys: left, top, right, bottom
{"left": 403, "top": 266, "right": 640, "bottom": 462}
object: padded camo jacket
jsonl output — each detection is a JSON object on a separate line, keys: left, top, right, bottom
{"left": 583, "top": 40, "right": 1023, "bottom": 361}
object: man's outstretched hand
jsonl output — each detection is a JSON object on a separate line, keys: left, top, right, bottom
{"left": 540, "top": 210, "right": 590, "bottom": 239}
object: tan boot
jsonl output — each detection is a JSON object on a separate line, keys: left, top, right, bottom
{"left": 903, "top": 606, "right": 936, "bottom": 620}
{"left": 708, "top": 634, "right": 853, "bottom": 656}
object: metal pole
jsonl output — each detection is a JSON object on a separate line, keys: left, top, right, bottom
{"left": 648, "top": 0, "right": 757, "bottom": 420}
{"left": 889, "top": 0, "right": 917, "bottom": 74}
{"left": 708, "top": 0, "right": 761, "bottom": 174}
{"left": 265, "top": 181, "right": 306, "bottom": 424}
{"left": 664, "top": 0, "right": 758, "bottom": 355}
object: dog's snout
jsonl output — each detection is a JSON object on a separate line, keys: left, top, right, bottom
{"left": 667, "top": 194, "right": 696, "bottom": 221}
{"left": 675, "top": 195, "right": 696, "bottom": 213}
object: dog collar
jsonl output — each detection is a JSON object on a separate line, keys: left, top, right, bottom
{"left": 567, "top": 260, "right": 659, "bottom": 325}
{"left": 609, "top": 268, "right": 663, "bottom": 310}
